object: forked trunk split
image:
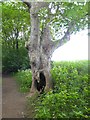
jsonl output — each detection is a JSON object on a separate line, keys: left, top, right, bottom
{"left": 24, "top": 2, "right": 72, "bottom": 96}
{"left": 27, "top": 2, "right": 53, "bottom": 96}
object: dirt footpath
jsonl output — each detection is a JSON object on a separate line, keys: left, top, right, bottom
{"left": 2, "top": 75, "right": 28, "bottom": 118}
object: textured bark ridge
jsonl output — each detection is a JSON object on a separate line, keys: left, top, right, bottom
{"left": 27, "top": 2, "right": 53, "bottom": 96}
{"left": 29, "top": 26, "right": 53, "bottom": 94}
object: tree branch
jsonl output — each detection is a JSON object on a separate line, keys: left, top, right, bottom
{"left": 53, "top": 22, "right": 74, "bottom": 50}
{"left": 31, "top": 2, "right": 49, "bottom": 14}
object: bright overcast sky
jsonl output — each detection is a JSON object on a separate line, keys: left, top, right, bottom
{"left": 51, "top": 29, "right": 88, "bottom": 61}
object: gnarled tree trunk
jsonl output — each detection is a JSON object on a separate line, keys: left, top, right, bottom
{"left": 25, "top": 3, "right": 52, "bottom": 94}
{"left": 28, "top": 2, "right": 54, "bottom": 96}
{"left": 23, "top": 1, "right": 71, "bottom": 96}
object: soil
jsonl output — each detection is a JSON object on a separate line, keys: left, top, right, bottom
{"left": 2, "top": 75, "right": 28, "bottom": 118}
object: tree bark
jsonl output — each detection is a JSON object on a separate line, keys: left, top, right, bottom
{"left": 27, "top": 2, "right": 53, "bottom": 96}
{"left": 25, "top": 2, "right": 72, "bottom": 96}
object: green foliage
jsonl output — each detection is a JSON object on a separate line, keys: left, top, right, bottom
{"left": 2, "top": 2, "right": 30, "bottom": 41}
{"left": 35, "top": 60, "right": 89, "bottom": 118}
{"left": 51, "top": 61, "right": 88, "bottom": 93}
{"left": 2, "top": 46, "right": 30, "bottom": 73}
{"left": 36, "top": 91, "right": 89, "bottom": 118}
{"left": 15, "top": 69, "right": 32, "bottom": 93}
{"left": 2, "top": 2, "right": 30, "bottom": 73}
{"left": 15, "top": 61, "right": 89, "bottom": 118}
{"left": 38, "top": 2, "right": 88, "bottom": 40}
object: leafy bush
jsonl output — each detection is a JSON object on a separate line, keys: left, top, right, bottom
{"left": 51, "top": 61, "right": 88, "bottom": 94}
{"left": 2, "top": 46, "right": 30, "bottom": 73}
{"left": 36, "top": 91, "right": 89, "bottom": 118}
{"left": 15, "top": 69, "right": 32, "bottom": 93}
{"left": 35, "top": 60, "right": 89, "bottom": 118}
{"left": 15, "top": 60, "right": 89, "bottom": 118}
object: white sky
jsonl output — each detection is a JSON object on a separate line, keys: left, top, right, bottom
{"left": 51, "top": 29, "right": 88, "bottom": 61}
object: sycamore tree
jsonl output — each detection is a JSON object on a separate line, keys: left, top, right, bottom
{"left": 22, "top": 0, "right": 88, "bottom": 96}
{"left": 19, "top": 0, "right": 88, "bottom": 96}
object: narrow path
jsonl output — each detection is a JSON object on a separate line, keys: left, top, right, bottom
{"left": 2, "top": 75, "right": 28, "bottom": 118}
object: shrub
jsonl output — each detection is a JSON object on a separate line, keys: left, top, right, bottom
{"left": 35, "top": 91, "right": 89, "bottom": 118}
{"left": 2, "top": 47, "right": 30, "bottom": 73}
{"left": 35, "top": 60, "right": 89, "bottom": 118}
{"left": 15, "top": 69, "right": 32, "bottom": 93}
{"left": 15, "top": 60, "right": 89, "bottom": 118}
{"left": 51, "top": 61, "right": 88, "bottom": 94}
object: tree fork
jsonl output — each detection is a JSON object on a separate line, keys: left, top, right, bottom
{"left": 25, "top": 2, "right": 54, "bottom": 97}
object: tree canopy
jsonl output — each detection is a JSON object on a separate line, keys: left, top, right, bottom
{"left": 22, "top": 1, "right": 88, "bottom": 49}
{"left": 2, "top": 2, "right": 30, "bottom": 73}
{"left": 2, "top": 2, "right": 30, "bottom": 42}
{"left": 2, "top": 1, "right": 88, "bottom": 45}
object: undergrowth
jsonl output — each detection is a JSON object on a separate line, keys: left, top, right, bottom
{"left": 15, "top": 69, "right": 32, "bottom": 92}
{"left": 15, "top": 60, "right": 89, "bottom": 118}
